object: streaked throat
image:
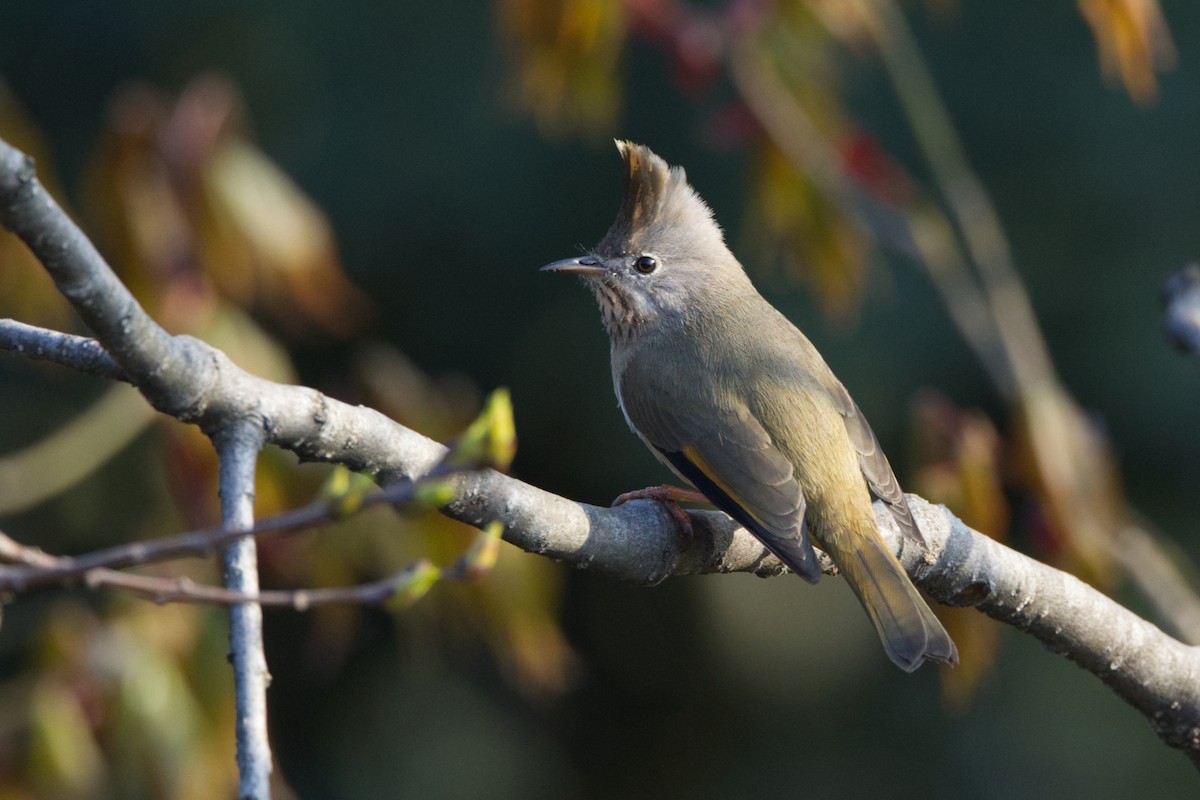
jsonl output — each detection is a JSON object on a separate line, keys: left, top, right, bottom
{"left": 588, "top": 279, "right": 650, "bottom": 345}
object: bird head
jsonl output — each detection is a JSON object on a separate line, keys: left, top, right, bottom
{"left": 541, "top": 141, "right": 748, "bottom": 344}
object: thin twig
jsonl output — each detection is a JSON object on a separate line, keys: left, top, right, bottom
{"left": 104, "top": 567, "right": 429, "bottom": 608}
{"left": 0, "top": 499, "right": 331, "bottom": 592}
{"left": 0, "top": 535, "right": 410, "bottom": 608}
{"left": 0, "top": 319, "right": 129, "bottom": 381}
{"left": 0, "top": 465, "right": 459, "bottom": 595}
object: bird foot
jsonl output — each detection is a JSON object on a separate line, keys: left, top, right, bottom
{"left": 612, "top": 485, "right": 708, "bottom": 542}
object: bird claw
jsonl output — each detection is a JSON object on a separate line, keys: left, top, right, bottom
{"left": 612, "top": 485, "right": 707, "bottom": 543}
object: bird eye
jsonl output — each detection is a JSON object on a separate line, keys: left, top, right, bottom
{"left": 634, "top": 255, "right": 657, "bottom": 274}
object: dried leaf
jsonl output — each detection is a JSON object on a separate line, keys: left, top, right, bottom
{"left": 80, "top": 76, "right": 374, "bottom": 340}
{"left": 909, "top": 391, "right": 1008, "bottom": 708}
{"left": 937, "top": 605, "right": 1000, "bottom": 713}
{"left": 496, "top": 0, "right": 625, "bottom": 136}
{"left": 1078, "top": 0, "right": 1176, "bottom": 105}
{"left": 78, "top": 82, "right": 195, "bottom": 316}
{"left": 193, "top": 136, "right": 374, "bottom": 339}
{"left": 747, "top": 140, "right": 866, "bottom": 317}
{"left": 1011, "top": 381, "right": 1126, "bottom": 585}
{"left": 910, "top": 391, "right": 1008, "bottom": 537}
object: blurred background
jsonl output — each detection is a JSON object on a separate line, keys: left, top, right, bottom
{"left": 2, "top": 0, "right": 1200, "bottom": 797}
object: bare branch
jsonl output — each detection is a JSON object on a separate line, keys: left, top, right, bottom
{"left": 214, "top": 422, "right": 271, "bottom": 800}
{"left": 899, "top": 497, "right": 1200, "bottom": 768}
{"left": 0, "top": 144, "right": 199, "bottom": 414}
{"left": 0, "top": 530, "right": 427, "bottom": 608}
{"left": 0, "top": 319, "right": 128, "bottom": 381}
{"left": 0, "top": 462, "right": 490, "bottom": 594}
{"left": 0, "top": 496, "right": 332, "bottom": 592}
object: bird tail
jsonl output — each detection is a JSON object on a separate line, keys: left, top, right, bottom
{"left": 838, "top": 532, "right": 958, "bottom": 672}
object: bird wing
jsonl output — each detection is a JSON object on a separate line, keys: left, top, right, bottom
{"left": 826, "top": 379, "right": 925, "bottom": 546}
{"left": 618, "top": 378, "right": 820, "bottom": 582}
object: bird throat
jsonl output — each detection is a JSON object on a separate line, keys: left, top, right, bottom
{"left": 588, "top": 279, "right": 649, "bottom": 345}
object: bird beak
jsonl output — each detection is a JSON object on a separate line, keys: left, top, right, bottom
{"left": 540, "top": 256, "right": 608, "bottom": 277}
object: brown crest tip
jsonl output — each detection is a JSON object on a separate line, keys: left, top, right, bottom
{"left": 600, "top": 141, "right": 720, "bottom": 255}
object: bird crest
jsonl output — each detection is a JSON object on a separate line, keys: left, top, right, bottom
{"left": 599, "top": 141, "right": 720, "bottom": 256}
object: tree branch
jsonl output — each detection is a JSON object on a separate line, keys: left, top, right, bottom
{"left": 0, "top": 529, "right": 451, "bottom": 610}
{"left": 900, "top": 497, "right": 1200, "bottom": 767}
{"left": 0, "top": 460, "right": 495, "bottom": 594}
{"left": 0, "top": 142, "right": 203, "bottom": 415}
{"left": 0, "top": 319, "right": 129, "bottom": 381}
{"left": 213, "top": 422, "right": 271, "bottom": 800}
{"left": 0, "top": 496, "right": 332, "bottom": 591}
{"left": 2, "top": 136, "right": 1200, "bottom": 769}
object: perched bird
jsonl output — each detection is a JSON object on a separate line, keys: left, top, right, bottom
{"left": 542, "top": 141, "right": 957, "bottom": 672}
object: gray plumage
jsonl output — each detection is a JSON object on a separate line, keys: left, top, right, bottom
{"left": 542, "top": 141, "right": 957, "bottom": 672}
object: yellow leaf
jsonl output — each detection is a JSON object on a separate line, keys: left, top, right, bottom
{"left": 412, "top": 478, "right": 458, "bottom": 510}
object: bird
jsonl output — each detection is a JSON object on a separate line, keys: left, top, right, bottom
{"left": 541, "top": 141, "right": 957, "bottom": 672}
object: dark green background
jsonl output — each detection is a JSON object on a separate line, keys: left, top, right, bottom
{"left": 3, "top": 1, "right": 1199, "bottom": 797}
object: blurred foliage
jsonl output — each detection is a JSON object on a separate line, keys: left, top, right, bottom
{"left": 1011, "top": 381, "right": 1128, "bottom": 584}
{"left": 0, "top": 599, "right": 237, "bottom": 799}
{"left": 0, "top": 67, "right": 573, "bottom": 798}
{"left": 1, "top": 0, "right": 1199, "bottom": 797}
{"left": 496, "top": 0, "right": 626, "bottom": 137}
{"left": 908, "top": 391, "right": 1007, "bottom": 711}
{"left": 80, "top": 75, "right": 373, "bottom": 340}
{"left": 749, "top": 141, "right": 867, "bottom": 318}
{"left": 1079, "top": 0, "right": 1176, "bottom": 104}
